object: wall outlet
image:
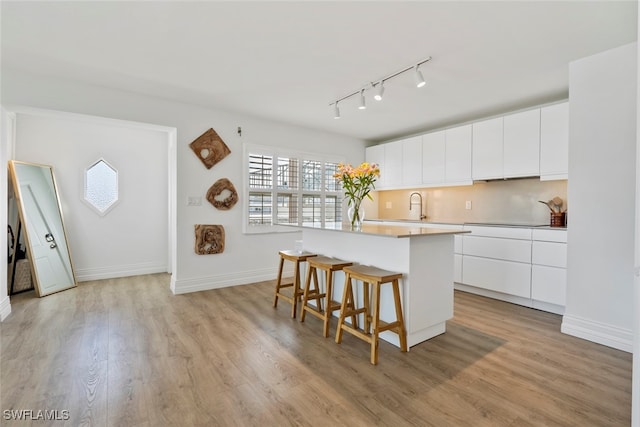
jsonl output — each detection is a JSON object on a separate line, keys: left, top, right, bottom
{"left": 187, "top": 196, "right": 202, "bottom": 206}
{"left": 465, "top": 200, "right": 472, "bottom": 210}
{"left": 386, "top": 201, "right": 393, "bottom": 209}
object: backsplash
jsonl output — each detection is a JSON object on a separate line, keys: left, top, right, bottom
{"left": 370, "top": 178, "right": 568, "bottom": 225}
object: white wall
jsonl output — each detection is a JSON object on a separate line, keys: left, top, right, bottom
{"left": 563, "top": 42, "right": 637, "bottom": 352}
{"left": 14, "top": 112, "right": 171, "bottom": 281}
{"left": 1, "top": 68, "right": 366, "bottom": 295}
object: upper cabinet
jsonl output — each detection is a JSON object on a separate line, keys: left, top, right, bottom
{"left": 539, "top": 102, "right": 569, "bottom": 181}
{"left": 421, "top": 130, "right": 446, "bottom": 185}
{"left": 368, "top": 102, "right": 567, "bottom": 191}
{"left": 472, "top": 117, "right": 503, "bottom": 180}
{"left": 444, "top": 125, "right": 473, "bottom": 185}
{"left": 365, "top": 144, "right": 386, "bottom": 189}
{"left": 384, "top": 141, "right": 403, "bottom": 188}
{"left": 503, "top": 108, "right": 541, "bottom": 178}
{"left": 402, "top": 136, "right": 423, "bottom": 187}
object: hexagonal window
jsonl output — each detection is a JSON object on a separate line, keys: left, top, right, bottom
{"left": 84, "top": 159, "right": 119, "bottom": 215}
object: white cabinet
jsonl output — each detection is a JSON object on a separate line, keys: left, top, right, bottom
{"left": 402, "top": 136, "right": 422, "bottom": 186}
{"left": 531, "top": 229, "right": 567, "bottom": 309}
{"left": 540, "top": 102, "right": 569, "bottom": 181}
{"left": 472, "top": 117, "right": 503, "bottom": 180}
{"left": 365, "top": 144, "right": 385, "bottom": 188}
{"left": 445, "top": 125, "right": 473, "bottom": 185}
{"left": 384, "top": 141, "right": 403, "bottom": 188}
{"left": 421, "top": 130, "right": 446, "bottom": 185}
{"left": 461, "top": 226, "right": 532, "bottom": 299}
{"left": 421, "top": 126, "right": 472, "bottom": 187}
{"left": 503, "top": 108, "right": 541, "bottom": 178}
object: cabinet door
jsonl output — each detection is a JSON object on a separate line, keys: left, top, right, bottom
{"left": 402, "top": 136, "right": 422, "bottom": 186}
{"left": 540, "top": 102, "right": 569, "bottom": 180}
{"left": 384, "top": 141, "right": 403, "bottom": 188}
{"left": 422, "top": 130, "right": 446, "bottom": 185}
{"left": 462, "top": 255, "right": 531, "bottom": 298}
{"left": 445, "top": 124, "right": 472, "bottom": 184}
{"left": 365, "top": 144, "right": 386, "bottom": 188}
{"left": 532, "top": 265, "right": 566, "bottom": 305}
{"left": 472, "top": 117, "right": 503, "bottom": 180}
{"left": 503, "top": 109, "right": 540, "bottom": 178}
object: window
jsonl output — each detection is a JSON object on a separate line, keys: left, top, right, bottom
{"left": 244, "top": 144, "right": 343, "bottom": 233}
{"left": 84, "top": 159, "right": 119, "bottom": 216}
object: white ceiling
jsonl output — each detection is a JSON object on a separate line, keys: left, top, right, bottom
{"left": 1, "top": 1, "right": 637, "bottom": 142}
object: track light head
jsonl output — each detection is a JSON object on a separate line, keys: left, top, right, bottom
{"left": 333, "top": 102, "right": 340, "bottom": 119}
{"left": 374, "top": 81, "right": 384, "bottom": 101}
{"left": 358, "top": 89, "right": 366, "bottom": 110}
{"left": 415, "top": 65, "right": 426, "bottom": 88}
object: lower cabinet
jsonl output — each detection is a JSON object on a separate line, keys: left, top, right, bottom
{"left": 458, "top": 225, "right": 567, "bottom": 315}
{"left": 462, "top": 256, "right": 531, "bottom": 298}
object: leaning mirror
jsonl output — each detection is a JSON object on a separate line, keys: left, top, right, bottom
{"left": 8, "top": 160, "right": 77, "bottom": 296}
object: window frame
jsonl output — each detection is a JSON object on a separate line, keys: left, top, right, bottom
{"left": 243, "top": 143, "right": 344, "bottom": 234}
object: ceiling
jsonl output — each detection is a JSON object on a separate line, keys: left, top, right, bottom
{"left": 1, "top": 1, "right": 637, "bottom": 142}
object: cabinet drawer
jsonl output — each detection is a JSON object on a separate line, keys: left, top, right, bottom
{"left": 532, "top": 265, "right": 566, "bottom": 306}
{"left": 462, "top": 256, "right": 531, "bottom": 298}
{"left": 464, "top": 226, "right": 532, "bottom": 240}
{"left": 463, "top": 235, "right": 531, "bottom": 263}
{"left": 532, "top": 229, "right": 567, "bottom": 243}
{"left": 532, "top": 241, "right": 567, "bottom": 268}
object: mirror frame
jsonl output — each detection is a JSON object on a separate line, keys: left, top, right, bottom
{"left": 8, "top": 160, "right": 77, "bottom": 297}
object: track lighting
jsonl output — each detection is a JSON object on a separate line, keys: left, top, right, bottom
{"left": 374, "top": 81, "right": 384, "bottom": 101}
{"left": 414, "top": 64, "right": 426, "bottom": 88}
{"left": 329, "top": 56, "right": 431, "bottom": 118}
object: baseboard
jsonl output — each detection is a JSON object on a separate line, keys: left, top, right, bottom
{"left": 561, "top": 314, "right": 633, "bottom": 353}
{"left": 75, "top": 262, "right": 168, "bottom": 282}
{"left": 172, "top": 265, "right": 294, "bottom": 295}
{"left": 0, "top": 295, "right": 12, "bottom": 321}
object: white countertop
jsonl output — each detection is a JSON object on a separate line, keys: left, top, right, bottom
{"left": 294, "top": 223, "right": 469, "bottom": 238}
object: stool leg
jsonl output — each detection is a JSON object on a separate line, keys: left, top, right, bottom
{"left": 291, "top": 260, "right": 301, "bottom": 318}
{"left": 273, "top": 256, "right": 285, "bottom": 308}
{"left": 300, "top": 265, "right": 314, "bottom": 323}
{"left": 392, "top": 279, "right": 408, "bottom": 352}
{"left": 323, "top": 269, "right": 333, "bottom": 338}
{"left": 371, "top": 282, "right": 381, "bottom": 365}
{"left": 363, "top": 280, "right": 371, "bottom": 334}
{"left": 346, "top": 281, "right": 358, "bottom": 329}
{"left": 311, "top": 268, "right": 322, "bottom": 312}
{"left": 335, "top": 274, "right": 353, "bottom": 344}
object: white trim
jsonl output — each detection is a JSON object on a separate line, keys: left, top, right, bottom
{"left": 0, "top": 295, "right": 12, "bottom": 321}
{"left": 171, "top": 265, "right": 294, "bottom": 295}
{"left": 75, "top": 262, "right": 168, "bottom": 282}
{"left": 561, "top": 314, "right": 633, "bottom": 353}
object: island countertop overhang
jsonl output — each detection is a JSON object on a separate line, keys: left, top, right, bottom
{"left": 286, "top": 223, "right": 470, "bottom": 238}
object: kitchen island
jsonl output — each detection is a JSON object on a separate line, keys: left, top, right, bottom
{"left": 297, "top": 223, "right": 468, "bottom": 348}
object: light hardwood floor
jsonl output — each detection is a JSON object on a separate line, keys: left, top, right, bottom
{"left": 1, "top": 274, "right": 632, "bottom": 426}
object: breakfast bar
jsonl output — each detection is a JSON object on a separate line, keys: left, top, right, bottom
{"left": 298, "top": 223, "right": 469, "bottom": 348}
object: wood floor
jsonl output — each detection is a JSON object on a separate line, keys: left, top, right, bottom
{"left": 1, "top": 273, "right": 632, "bottom": 426}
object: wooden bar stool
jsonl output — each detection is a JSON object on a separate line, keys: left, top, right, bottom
{"left": 273, "top": 250, "right": 317, "bottom": 318}
{"left": 300, "top": 256, "right": 356, "bottom": 337}
{"left": 335, "top": 265, "right": 408, "bottom": 365}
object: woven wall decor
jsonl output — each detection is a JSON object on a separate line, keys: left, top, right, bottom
{"left": 189, "top": 128, "right": 231, "bottom": 169}
{"left": 206, "top": 178, "right": 238, "bottom": 210}
{"left": 194, "top": 224, "right": 225, "bottom": 255}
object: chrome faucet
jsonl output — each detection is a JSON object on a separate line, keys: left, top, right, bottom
{"left": 409, "top": 192, "right": 426, "bottom": 220}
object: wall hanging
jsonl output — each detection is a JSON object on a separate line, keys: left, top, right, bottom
{"left": 194, "top": 224, "right": 225, "bottom": 255}
{"left": 189, "top": 128, "right": 231, "bottom": 169}
{"left": 206, "top": 178, "right": 238, "bottom": 210}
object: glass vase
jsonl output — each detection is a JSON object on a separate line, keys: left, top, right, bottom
{"left": 347, "top": 203, "right": 365, "bottom": 231}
